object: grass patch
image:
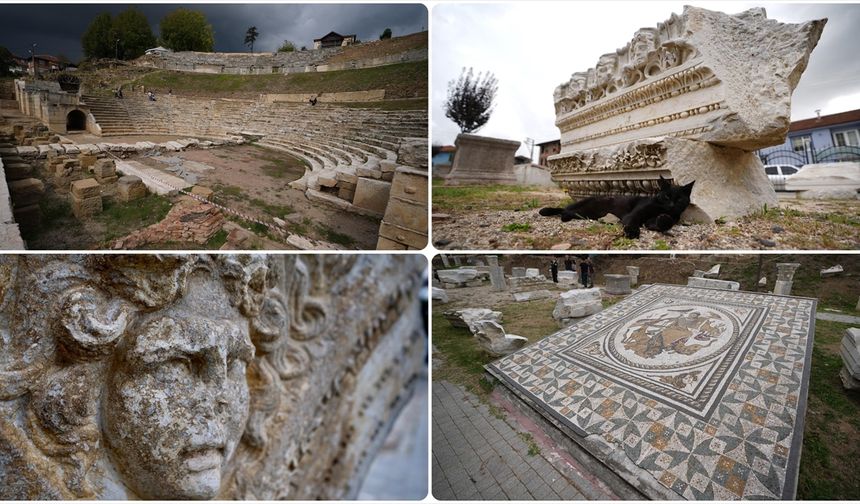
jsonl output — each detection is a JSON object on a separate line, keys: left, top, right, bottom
{"left": 517, "top": 432, "right": 541, "bottom": 456}
{"left": 215, "top": 184, "right": 244, "bottom": 198}
{"left": 797, "top": 318, "right": 860, "bottom": 499}
{"left": 433, "top": 181, "right": 569, "bottom": 212}
{"left": 96, "top": 194, "right": 172, "bottom": 242}
{"left": 132, "top": 61, "right": 427, "bottom": 99}
{"left": 502, "top": 222, "right": 531, "bottom": 232}
{"left": 250, "top": 198, "right": 294, "bottom": 217}
{"left": 431, "top": 310, "right": 497, "bottom": 396}
{"left": 204, "top": 228, "right": 228, "bottom": 249}
{"left": 611, "top": 236, "right": 636, "bottom": 249}
{"left": 316, "top": 223, "right": 355, "bottom": 247}
{"left": 653, "top": 239, "right": 670, "bottom": 250}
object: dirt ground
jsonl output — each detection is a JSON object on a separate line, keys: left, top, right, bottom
{"left": 132, "top": 143, "right": 381, "bottom": 249}
{"left": 433, "top": 191, "right": 860, "bottom": 251}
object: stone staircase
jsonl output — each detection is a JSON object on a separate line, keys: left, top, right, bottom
{"left": 80, "top": 94, "right": 137, "bottom": 136}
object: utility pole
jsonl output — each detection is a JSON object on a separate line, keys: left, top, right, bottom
{"left": 29, "top": 43, "right": 36, "bottom": 78}
{"left": 523, "top": 137, "right": 535, "bottom": 163}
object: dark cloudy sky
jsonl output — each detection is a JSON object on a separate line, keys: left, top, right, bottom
{"left": 0, "top": 3, "right": 427, "bottom": 61}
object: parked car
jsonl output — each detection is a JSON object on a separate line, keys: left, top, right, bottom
{"left": 764, "top": 164, "right": 802, "bottom": 191}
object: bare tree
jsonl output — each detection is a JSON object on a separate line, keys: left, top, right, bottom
{"left": 444, "top": 67, "right": 498, "bottom": 134}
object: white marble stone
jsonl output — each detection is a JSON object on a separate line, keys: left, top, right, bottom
{"left": 431, "top": 287, "right": 449, "bottom": 304}
{"left": 512, "top": 290, "right": 553, "bottom": 302}
{"left": 687, "top": 276, "right": 740, "bottom": 291}
{"left": 553, "top": 288, "right": 603, "bottom": 323}
{"left": 471, "top": 320, "right": 527, "bottom": 356}
{"left": 437, "top": 268, "right": 478, "bottom": 284}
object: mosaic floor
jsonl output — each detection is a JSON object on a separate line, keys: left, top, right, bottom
{"left": 487, "top": 284, "right": 816, "bottom": 500}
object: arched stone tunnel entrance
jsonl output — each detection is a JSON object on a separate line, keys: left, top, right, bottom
{"left": 66, "top": 109, "right": 86, "bottom": 132}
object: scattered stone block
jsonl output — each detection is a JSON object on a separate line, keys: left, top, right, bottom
{"left": 511, "top": 267, "right": 526, "bottom": 278}
{"left": 70, "top": 178, "right": 102, "bottom": 200}
{"left": 557, "top": 270, "right": 579, "bottom": 286}
{"left": 604, "top": 274, "right": 632, "bottom": 295}
{"left": 472, "top": 320, "right": 527, "bottom": 356}
{"left": 190, "top": 185, "right": 215, "bottom": 201}
{"left": 80, "top": 154, "right": 98, "bottom": 169}
{"left": 8, "top": 178, "right": 44, "bottom": 207}
{"left": 704, "top": 264, "right": 721, "bottom": 278}
{"left": 553, "top": 288, "right": 603, "bottom": 326}
{"left": 840, "top": 328, "right": 860, "bottom": 383}
{"left": 3, "top": 162, "right": 33, "bottom": 181}
{"left": 626, "top": 266, "right": 640, "bottom": 286}
{"left": 117, "top": 175, "right": 147, "bottom": 202}
{"left": 512, "top": 290, "right": 553, "bottom": 302}
{"left": 443, "top": 308, "right": 502, "bottom": 330}
{"left": 687, "top": 277, "right": 740, "bottom": 290}
{"left": 821, "top": 265, "right": 843, "bottom": 278}
{"left": 92, "top": 159, "right": 116, "bottom": 179}
{"left": 71, "top": 192, "right": 102, "bottom": 220}
{"left": 437, "top": 268, "right": 478, "bottom": 285}
{"left": 431, "top": 287, "right": 449, "bottom": 304}
{"left": 525, "top": 268, "right": 540, "bottom": 277}
{"left": 353, "top": 178, "right": 391, "bottom": 214}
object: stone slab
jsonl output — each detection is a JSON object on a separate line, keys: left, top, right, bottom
{"left": 353, "top": 178, "right": 392, "bottom": 214}
{"left": 686, "top": 276, "right": 740, "bottom": 291}
{"left": 512, "top": 290, "right": 553, "bottom": 302}
{"left": 115, "top": 160, "right": 191, "bottom": 195}
{"left": 487, "top": 284, "right": 817, "bottom": 500}
{"left": 445, "top": 133, "right": 519, "bottom": 185}
{"left": 70, "top": 178, "right": 101, "bottom": 200}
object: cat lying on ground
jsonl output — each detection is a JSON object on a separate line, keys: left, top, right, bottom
{"left": 538, "top": 176, "right": 695, "bottom": 239}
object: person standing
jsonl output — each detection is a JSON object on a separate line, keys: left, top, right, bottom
{"left": 580, "top": 257, "right": 593, "bottom": 288}
{"left": 550, "top": 259, "right": 559, "bottom": 283}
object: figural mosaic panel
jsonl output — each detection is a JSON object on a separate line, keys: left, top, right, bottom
{"left": 488, "top": 284, "right": 816, "bottom": 500}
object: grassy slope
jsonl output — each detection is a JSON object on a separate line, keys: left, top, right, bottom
{"left": 131, "top": 60, "right": 427, "bottom": 100}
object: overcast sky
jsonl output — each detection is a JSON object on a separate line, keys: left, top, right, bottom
{"left": 0, "top": 3, "right": 426, "bottom": 60}
{"left": 432, "top": 2, "right": 860, "bottom": 156}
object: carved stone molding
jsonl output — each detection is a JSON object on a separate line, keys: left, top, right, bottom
{"left": 0, "top": 254, "right": 426, "bottom": 500}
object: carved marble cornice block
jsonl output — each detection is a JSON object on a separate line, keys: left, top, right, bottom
{"left": 548, "top": 137, "right": 778, "bottom": 220}
{"left": 0, "top": 254, "right": 426, "bottom": 500}
{"left": 553, "top": 6, "right": 826, "bottom": 152}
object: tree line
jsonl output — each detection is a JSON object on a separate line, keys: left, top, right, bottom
{"left": 81, "top": 8, "right": 400, "bottom": 62}
{"left": 81, "top": 7, "right": 214, "bottom": 60}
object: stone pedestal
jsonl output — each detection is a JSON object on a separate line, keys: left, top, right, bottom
{"left": 603, "top": 274, "right": 632, "bottom": 295}
{"left": 687, "top": 276, "right": 739, "bottom": 291}
{"left": 553, "top": 288, "right": 602, "bottom": 326}
{"left": 70, "top": 178, "right": 103, "bottom": 219}
{"left": 445, "top": 134, "right": 519, "bottom": 185}
{"left": 440, "top": 254, "right": 450, "bottom": 268}
{"left": 626, "top": 266, "right": 640, "bottom": 286}
{"left": 525, "top": 268, "right": 540, "bottom": 278}
{"left": 557, "top": 270, "right": 578, "bottom": 286}
{"left": 486, "top": 255, "right": 507, "bottom": 292}
{"left": 774, "top": 263, "right": 801, "bottom": 295}
{"left": 117, "top": 175, "right": 147, "bottom": 202}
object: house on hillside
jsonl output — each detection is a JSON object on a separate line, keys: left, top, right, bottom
{"left": 313, "top": 31, "right": 357, "bottom": 50}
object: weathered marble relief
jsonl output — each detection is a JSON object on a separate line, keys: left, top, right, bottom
{"left": 0, "top": 254, "right": 426, "bottom": 499}
{"left": 549, "top": 6, "right": 826, "bottom": 220}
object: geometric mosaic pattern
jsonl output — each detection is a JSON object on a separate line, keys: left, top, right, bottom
{"left": 487, "top": 285, "right": 816, "bottom": 500}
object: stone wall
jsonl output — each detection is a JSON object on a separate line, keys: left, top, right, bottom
{"left": 0, "top": 254, "right": 426, "bottom": 499}
{"left": 0, "top": 156, "right": 25, "bottom": 249}
{"left": 136, "top": 44, "right": 425, "bottom": 75}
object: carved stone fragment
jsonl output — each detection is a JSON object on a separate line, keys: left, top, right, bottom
{"left": 0, "top": 254, "right": 426, "bottom": 500}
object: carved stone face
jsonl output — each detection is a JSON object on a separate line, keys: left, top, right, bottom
{"left": 569, "top": 72, "right": 588, "bottom": 94}
{"left": 103, "top": 274, "right": 255, "bottom": 500}
{"left": 595, "top": 53, "right": 618, "bottom": 86}
{"left": 631, "top": 28, "right": 658, "bottom": 66}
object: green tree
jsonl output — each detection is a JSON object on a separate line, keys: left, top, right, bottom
{"left": 276, "top": 40, "right": 296, "bottom": 53}
{"left": 160, "top": 8, "right": 215, "bottom": 52}
{"left": 244, "top": 26, "right": 259, "bottom": 53}
{"left": 0, "top": 46, "right": 15, "bottom": 76}
{"left": 379, "top": 28, "right": 392, "bottom": 40}
{"left": 81, "top": 12, "right": 115, "bottom": 59}
{"left": 445, "top": 67, "right": 498, "bottom": 134}
{"left": 113, "top": 7, "right": 156, "bottom": 59}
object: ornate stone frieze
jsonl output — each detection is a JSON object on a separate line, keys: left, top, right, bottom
{"left": 0, "top": 254, "right": 426, "bottom": 500}
{"left": 548, "top": 141, "right": 667, "bottom": 176}
{"left": 552, "top": 6, "right": 826, "bottom": 151}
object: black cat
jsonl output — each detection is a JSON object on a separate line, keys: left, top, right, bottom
{"left": 538, "top": 176, "right": 695, "bottom": 239}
